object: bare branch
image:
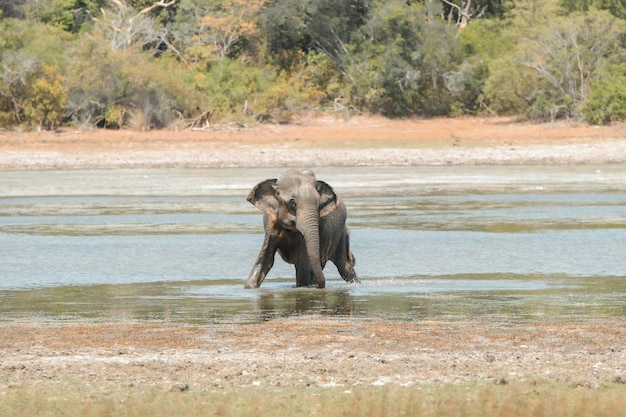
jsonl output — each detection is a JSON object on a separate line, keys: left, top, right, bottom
{"left": 110, "top": 0, "right": 126, "bottom": 10}
{"left": 439, "top": 0, "right": 487, "bottom": 28}
{"left": 186, "top": 108, "right": 214, "bottom": 130}
{"left": 440, "top": 0, "right": 459, "bottom": 11}
{"left": 475, "top": 5, "right": 488, "bottom": 20}
{"left": 136, "top": 0, "right": 176, "bottom": 18}
{"left": 440, "top": 0, "right": 461, "bottom": 25}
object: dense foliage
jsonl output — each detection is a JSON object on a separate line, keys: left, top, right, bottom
{"left": 1, "top": 0, "right": 625, "bottom": 129}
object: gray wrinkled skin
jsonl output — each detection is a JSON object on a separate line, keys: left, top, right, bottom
{"left": 245, "top": 169, "right": 358, "bottom": 289}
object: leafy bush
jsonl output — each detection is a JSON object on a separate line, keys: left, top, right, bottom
{"left": 192, "top": 58, "right": 276, "bottom": 121}
{"left": 444, "top": 58, "right": 489, "bottom": 116}
{"left": 483, "top": 53, "right": 536, "bottom": 116}
{"left": 191, "top": 56, "right": 328, "bottom": 123}
{"left": 583, "top": 67, "right": 626, "bottom": 124}
{"left": 64, "top": 35, "right": 203, "bottom": 129}
{"left": 254, "top": 70, "right": 326, "bottom": 122}
{"left": 22, "top": 65, "right": 67, "bottom": 130}
{"left": 0, "top": 19, "right": 70, "bottom": 128}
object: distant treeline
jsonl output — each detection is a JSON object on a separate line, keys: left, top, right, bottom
{"left": 1, "top": 0, "right": 625, "bottom": 130}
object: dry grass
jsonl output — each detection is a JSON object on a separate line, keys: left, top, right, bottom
{"left": 2, "top": 383, "right": 625, "bottom": 417}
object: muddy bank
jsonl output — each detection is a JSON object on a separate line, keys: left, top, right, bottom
{"left": 1, "top": 318, "right": 625, "bottom": 390}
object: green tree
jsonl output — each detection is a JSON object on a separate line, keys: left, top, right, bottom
{"left": 438, "top": 0, "right": 513, "bottom": 27}
{"left": 505, "top": 0, "right": 561, "bottom": 29}
{"left": 20, "top": 0, "right": 104, "bottom": 32}
{"left": 485, "top": 9, "right": 625, "bottom": 121}
{"left": 458, "top": 17, "right": 515, "bottom": 62}
{"left": 0, "top": 19, "right": 70, "bottom": 127}
{"left": 170, "top": 0, "right": 263, "bottom": 66}
{"left": 92, "top": 0, "right": 175, "bottom": 51}
{"left": 561, "top": 0, "right": 626, "bottom": 19}
{"left": 302, "top": 0, "right": 370, "bottom": 63}
{"left": 598, "top": 0, "right": 626, "bottom": 18}
{"left": 259, "top": 0, "right": 370, "bottom": 70}
{"left": 520, "top": 11, "right": 623, "bottom": 119}
{"left": 0, "top": 0, "right": 27, "bottom": 18}
{"left": 345, "top": 0, "right": 462, "bottom": 116}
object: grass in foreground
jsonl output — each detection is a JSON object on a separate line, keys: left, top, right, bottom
{"left": 2, "top": 382, "right": 626, "bottom": 417}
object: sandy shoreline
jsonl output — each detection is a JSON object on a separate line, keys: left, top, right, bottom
{"left": 1, "top": 116, "right": 625, "bottom": 169}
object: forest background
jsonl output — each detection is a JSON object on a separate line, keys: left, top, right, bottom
{"left": 1, "top": 0, "right": 625, "bottom": 132}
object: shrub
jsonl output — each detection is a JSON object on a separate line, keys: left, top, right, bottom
{"left": 64, "top": 35, "right": 203, "bottom": 129}
{"left": 583, "top": 67, "right": 626, "bottom": 124}
{"left": 444, "top": 58, "right": 489, "bottom": 116}
{"left": 192, "top": 59, "right": 277, "bottom": 121}
{"left": 22, "top": 65, "right": 67, "bottom": 130}
{"left": 0, "top": 18, "right": 69, "bottom": 129}
{"left": 484, "top": 10, "right": 624, "bottom": 122}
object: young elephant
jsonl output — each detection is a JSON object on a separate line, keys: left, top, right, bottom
{"left": 245, "top": 169, "right": 358, "bottom": 289}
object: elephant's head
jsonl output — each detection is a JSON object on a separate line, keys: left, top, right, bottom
{"left": 247, "top": 169, "right": 339, "bottom": 287}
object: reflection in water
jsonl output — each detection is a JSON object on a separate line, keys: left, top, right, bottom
{"left": 255, "top": 289, "right": 356, "bottom": 321}
{"left": 1, "top": 166, "right": 625, "bottom": 324}
{"left": 0, "top": 275, "right": 623, "bottom": 324}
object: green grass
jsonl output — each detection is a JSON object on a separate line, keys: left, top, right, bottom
{"left": 2, "top": 382, "right": 626, "bottom": 417}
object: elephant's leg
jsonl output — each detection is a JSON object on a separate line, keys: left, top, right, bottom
{"left": 245, "top": 232, "right": 279, "bottom": 289}
{"left": 332, "top": 229, "right": 359, "bottom": 284}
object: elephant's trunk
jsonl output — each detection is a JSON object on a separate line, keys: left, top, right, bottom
{"left": 296, "top": 186, "right": 325, "bottom": 288}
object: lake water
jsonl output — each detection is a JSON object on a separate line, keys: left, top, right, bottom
{"left": 1, "top": 166, "right": 625, "bottom": 323}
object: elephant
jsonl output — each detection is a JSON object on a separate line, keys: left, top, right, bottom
{"left": 245, "top": 169, "right": 359, "bottom": 289}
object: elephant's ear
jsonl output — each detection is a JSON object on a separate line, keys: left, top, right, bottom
{"left": 247, "top": 179, "right": 278, "bottom": 220}
{"left": 316, "top": 181, "right": 338, "bottom": 218}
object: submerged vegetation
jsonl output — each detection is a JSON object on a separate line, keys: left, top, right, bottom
{"left": 0, "top": 0, "right": 625, "bottom": 130}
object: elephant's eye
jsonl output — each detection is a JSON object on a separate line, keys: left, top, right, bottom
{"left": 287, "top": 198, "right": 297, "bottom": 210}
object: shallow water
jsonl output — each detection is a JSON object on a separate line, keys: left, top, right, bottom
{"left": 1, "top": 166, "right": 625, "bottom": 323}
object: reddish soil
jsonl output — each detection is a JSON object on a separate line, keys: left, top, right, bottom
{"left": 1, "top": 318, "right": 625, "bottom": 389}
{"left": 1, "top": 116, "right": 625, "bottom": 169}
